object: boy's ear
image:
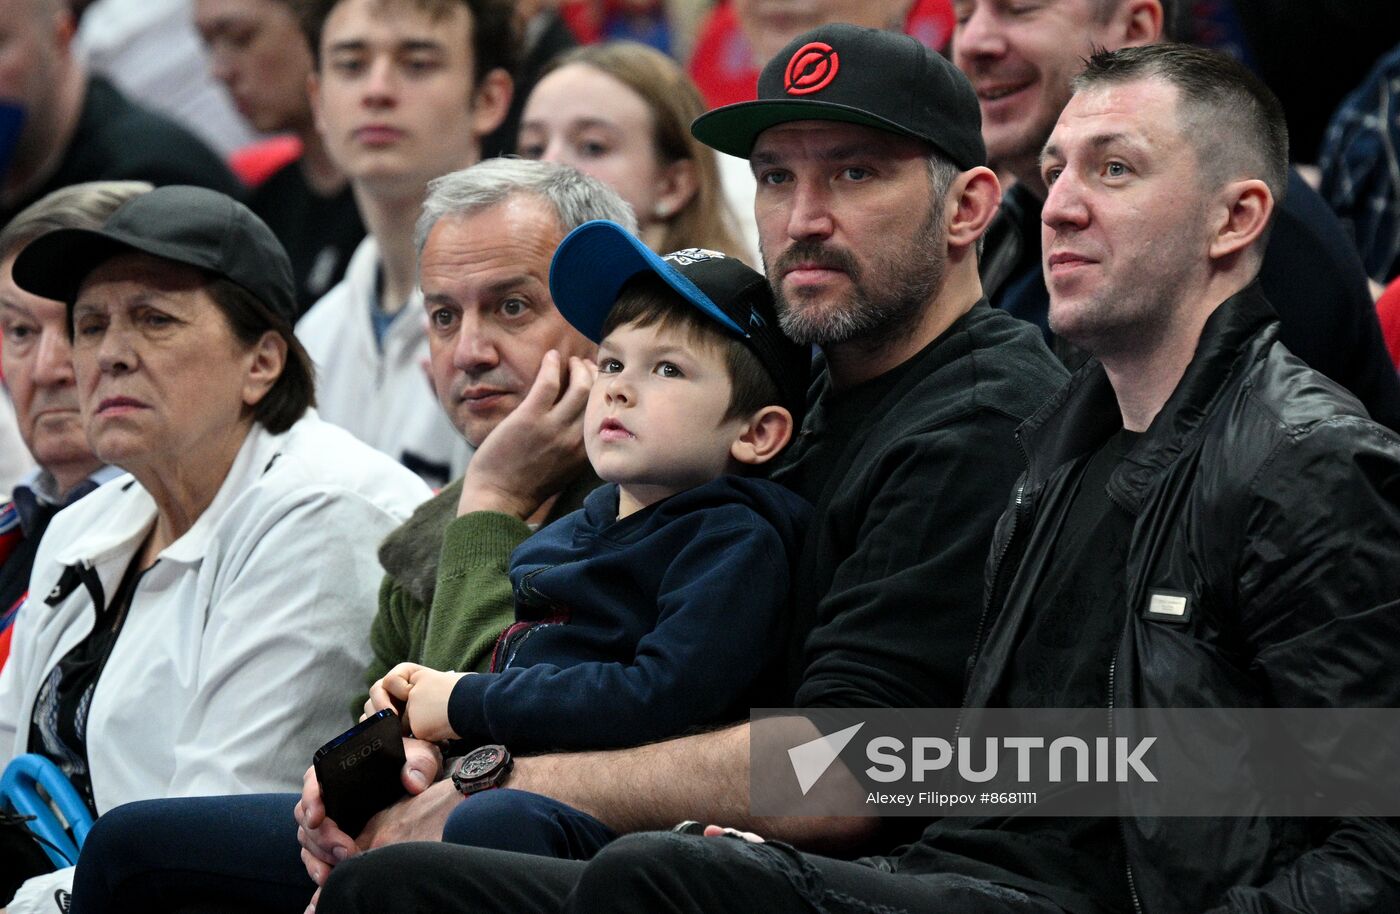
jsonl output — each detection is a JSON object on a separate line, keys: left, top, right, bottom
{"left": 730, "top": 406, "right": 794, "bottom": 467}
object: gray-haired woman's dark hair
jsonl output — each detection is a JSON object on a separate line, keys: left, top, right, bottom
{"left": 203, "top": 279, "right": 317, "bottom": 434}
{"left": 0, "top": 181, "right": 153, "bottom": 258}
{"left": 416, "top": 158, "right": 637, "bottom": 254}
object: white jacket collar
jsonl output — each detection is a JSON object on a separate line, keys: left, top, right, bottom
{"left": 51, "top": 420, "right": 292, "bottom": 569}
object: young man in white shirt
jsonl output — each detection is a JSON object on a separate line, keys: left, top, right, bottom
{"left": 293, "top": 0, "right": 514, "bottom": 487}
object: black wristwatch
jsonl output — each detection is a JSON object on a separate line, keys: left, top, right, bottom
{"left": 450, "top": 744, "right": 513, "bottom": 796}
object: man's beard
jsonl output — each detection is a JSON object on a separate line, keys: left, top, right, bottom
{"left": 767, "top": 207, "right": 946, "bottom": 349}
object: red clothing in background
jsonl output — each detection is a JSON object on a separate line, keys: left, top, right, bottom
{"left": 1378, "top": 277, "right": 1400, "bottom": 369}
{"left": 688, "top": 0, "right": 954, "bottom": 109}
{"left": 228, "top": 135, "right": 302, "bottom": 189}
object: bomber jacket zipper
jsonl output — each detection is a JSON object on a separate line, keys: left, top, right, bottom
{"left": 974, "top": 482, "right": 1025, "bottom": 676}
{"left": 961, "top": 448, "right": 1146, "bottom": 913}
{"left": 1102, "top": 479, "right": 1145, "bottom": 914}
{"left": 1108, "top": 651, "right": 1146, "bottom": 914}
{"left": 954, "top": 476, "right": 1028, "bottom": 746}
{"left": 962, "top": 432, "right": 1035, "bottom": 710}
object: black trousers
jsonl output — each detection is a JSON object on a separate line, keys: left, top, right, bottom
{"left": 69, "top": 790, "right": 617, "bottom": 914}
{"left": 318, "top": 831, "right": 1068, "bottom": 914}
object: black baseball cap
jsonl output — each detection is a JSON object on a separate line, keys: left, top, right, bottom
{"left": 12, "top": 184, "right": 297, "bottom": 326}
{"left": 692, "top": 23, "right": 985, "bottom": 169}
{"left": 549, "top": 220, "right": 810, "bottom": 422}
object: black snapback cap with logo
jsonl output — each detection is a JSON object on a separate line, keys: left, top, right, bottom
{"left": 12, "top": 184, "right": 297, "bottom": 327}
{"left": 550, "top": 220, "right": 810, "bottom": 423}
{"left": 691, "top": 22, "right": 985, "bottom": 169}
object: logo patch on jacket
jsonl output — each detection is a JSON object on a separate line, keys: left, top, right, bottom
{"left": 1144, "top": 589, "right": 1192, "bottom": 623}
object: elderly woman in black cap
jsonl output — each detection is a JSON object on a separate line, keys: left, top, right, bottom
{"left": 0, "top": 186, "right": 430, "bottom": 909}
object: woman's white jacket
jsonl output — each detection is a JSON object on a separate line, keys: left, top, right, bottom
{"left": 0, "top": 410, "right": 430, "bottom": 809}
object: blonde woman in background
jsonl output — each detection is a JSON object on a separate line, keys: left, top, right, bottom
{"left": 518, "top": 41, "right": 753, "bottom": 262}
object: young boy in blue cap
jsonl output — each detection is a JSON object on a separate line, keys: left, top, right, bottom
{"left": 365, "top": 219, "right": 812, "bottom": 859}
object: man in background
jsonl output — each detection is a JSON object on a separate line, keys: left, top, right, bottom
{"left": 0, "top": 182, "right": 148, "bottom": 668}
{"left": 195, "top": 0, "right": 366, "bottom": 313}
{"left": 0, "top": 0, "right": 242, "bottom": 226}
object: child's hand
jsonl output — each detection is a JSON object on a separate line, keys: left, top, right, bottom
{"left": 363, "top": 662, "right": 414, "bottom": 719}
{"left": 368, "top": 662, "right": 469, "bottom": 743}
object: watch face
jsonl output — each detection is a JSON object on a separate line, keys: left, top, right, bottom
{"left": 458, "top": 745, "right": 505, "bottom": 780}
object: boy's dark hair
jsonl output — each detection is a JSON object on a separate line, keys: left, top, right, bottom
{"left": 295, "top": 0, "right": 517, "bottom": 87}
{"left": 600, "top": 274, "right": 783, "bottom": 423}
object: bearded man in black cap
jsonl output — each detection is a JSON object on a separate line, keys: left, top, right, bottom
{"left": 307, "top": 22, "right": 1068, "bottom": 913}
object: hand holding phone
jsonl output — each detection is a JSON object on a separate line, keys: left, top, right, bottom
{"left": 312, "top": 709, "right": 408, "bottom": 836}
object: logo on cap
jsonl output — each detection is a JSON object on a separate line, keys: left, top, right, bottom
{"left": 664, "top": 248, "right": 725, "bottom": 266}
{"left": 784, "top": 42, "right": 839, "bottom": 96}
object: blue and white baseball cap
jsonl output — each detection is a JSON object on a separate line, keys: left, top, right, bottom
{"left": 549, "top": 220, "right": 809, "bottom": 420}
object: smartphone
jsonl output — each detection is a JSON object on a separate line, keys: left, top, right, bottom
{"left": 313, "top": 708, "right": 408, "bottom": 836}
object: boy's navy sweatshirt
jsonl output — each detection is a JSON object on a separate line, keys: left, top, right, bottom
{"left": 446, "top": 475, "right": 810, "bottom": 753}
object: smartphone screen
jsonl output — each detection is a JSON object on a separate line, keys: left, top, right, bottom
{"left": 313, "top": 709, "right": 407, "bottom": 835}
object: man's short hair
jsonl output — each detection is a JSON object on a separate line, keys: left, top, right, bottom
{"left": 415, "top": 158, "right": 637, "bottom": 255}
{"left": 0, "top": 181, "right": 153, "bottom": 259}
{"left": 925, "top": 153, "right": 959, "bottom": 202}
{"left": 1072, "top": 44, "right": 1289, "bottom": 206}
{"left": 600, "top": 274, "right": 782, "bottom": 423}
{"left": 296, "top": 0, "right": 516, "bottom": 87}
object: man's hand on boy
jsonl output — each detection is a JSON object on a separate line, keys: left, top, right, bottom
{"left": 369, "top": 661, "right": 470, "bottom": 743}
{"left": 457, "top": 349, "right": 594, "bottom": 521}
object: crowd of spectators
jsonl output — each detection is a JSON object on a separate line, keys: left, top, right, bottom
{"left": 0, "top": 0, "right": 1398, "bottom": 911}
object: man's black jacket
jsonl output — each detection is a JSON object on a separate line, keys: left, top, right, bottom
{"left": 965, "top": 283, "right": 1400, "bottom": 914}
